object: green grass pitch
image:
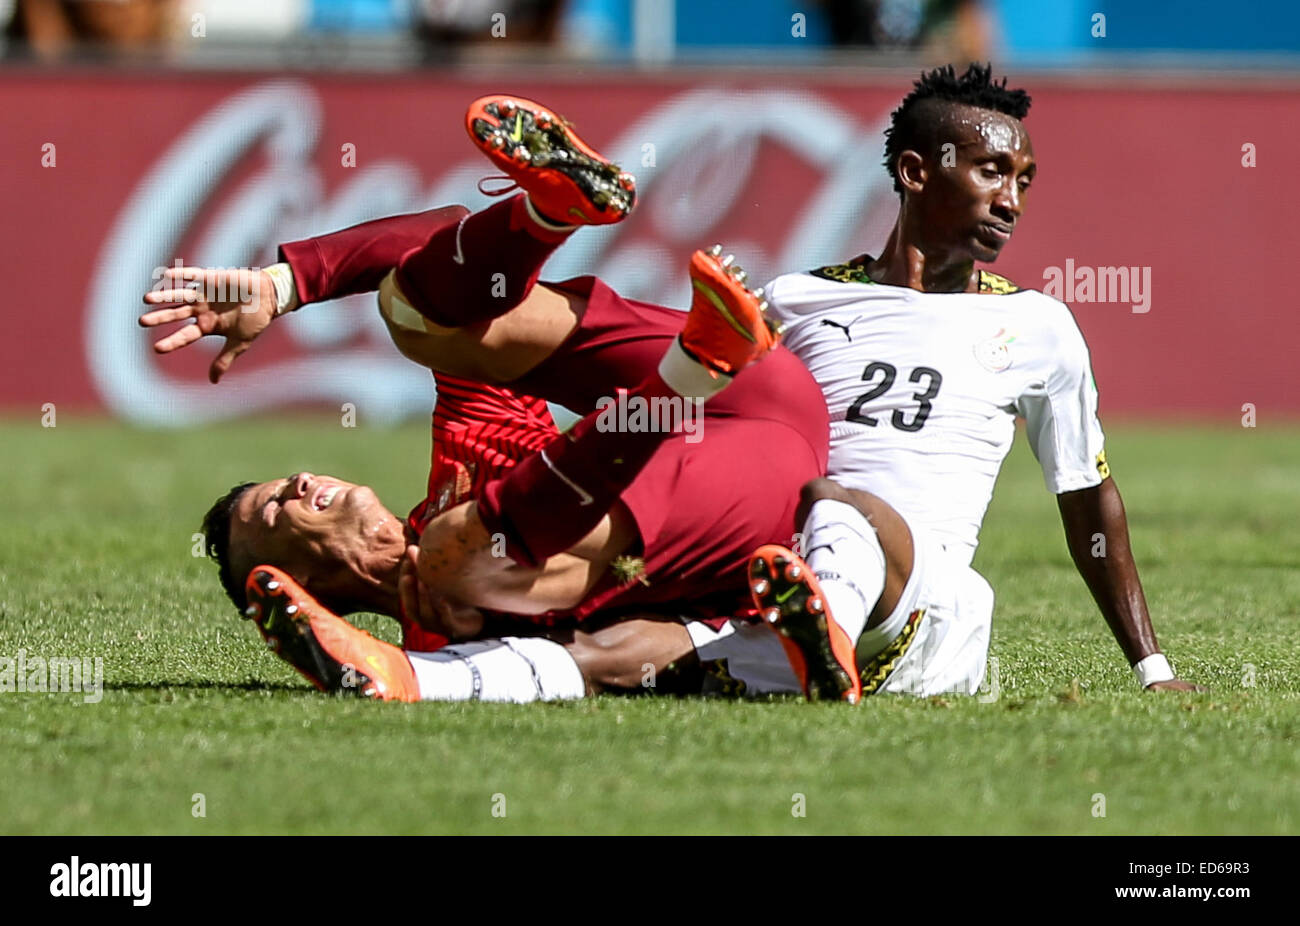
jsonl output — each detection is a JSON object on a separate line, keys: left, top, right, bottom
{"left": 1, "top": 417, "right": 1297, "bottom": 835}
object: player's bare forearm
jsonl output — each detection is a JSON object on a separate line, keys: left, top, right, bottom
{"left": 563, "top": 619, "right": 699, "bottom": 694}
{"left": 1056, "top": 478, "right": 1160, "bottom": 666}
{"left": 414, "top": 499, "right": 613, "bottom": 628}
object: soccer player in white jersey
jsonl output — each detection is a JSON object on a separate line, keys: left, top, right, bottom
{"left": 732, "top": 63, "right": 1201, "bottom": 701}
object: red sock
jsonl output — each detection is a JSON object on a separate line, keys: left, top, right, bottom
{"left": 394, "top": 194, "right": 570, "bottom": 328}
{"left": 477, "top": 371, "right": 697, "bottom": 568}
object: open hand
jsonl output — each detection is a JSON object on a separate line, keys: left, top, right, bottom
{"left": 139, "top": 266, "right": 280, "bottom": 383}
{"left": 398, "top": 544, "right": 485, "bottom": 640}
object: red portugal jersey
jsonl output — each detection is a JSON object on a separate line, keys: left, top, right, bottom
{"left": 401, "top": 374, "right": 559, "bottom": 652}
{"left": 407, "top": 374, "right": 560, "bottom": 536}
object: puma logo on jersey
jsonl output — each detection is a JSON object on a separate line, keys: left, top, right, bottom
{"left": 820, "top": 317, "right": 863, "bottom": 342}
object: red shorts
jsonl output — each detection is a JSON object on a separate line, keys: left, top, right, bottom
{"left": 510, "top": 277, "right": 830, "bottom": 625}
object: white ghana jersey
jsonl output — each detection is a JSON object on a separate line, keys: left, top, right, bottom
{"left": 767, "top": 257, "right": 1109, "bottom": 567}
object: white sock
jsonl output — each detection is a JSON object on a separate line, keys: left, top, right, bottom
{"left": 406, "top": 637, "right": 586, "bottom": 703}
{"left": 801, "top": 498, "right": 886, "bottom": 646}
{"left": 657, "top": 338, "right": 732, "bottom": 400}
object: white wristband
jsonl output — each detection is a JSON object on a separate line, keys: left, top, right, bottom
{"left": 264, "top": 263, "right": 298, "bottom": 316}
{"left": 1133, "top": 653, "right": 1175, "bottom": 688}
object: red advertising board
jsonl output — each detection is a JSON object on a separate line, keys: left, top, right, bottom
{"left": 1, "top": 71, "right": 1296, "bottom": 422}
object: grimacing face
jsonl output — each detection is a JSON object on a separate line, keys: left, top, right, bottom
{"left": 227, "top": 472, "right": 403, "bottom": 602}
{"left": 918, "top": 104, "right": 1036, "bottom": 264}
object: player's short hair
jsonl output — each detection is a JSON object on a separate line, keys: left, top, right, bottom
{"left": 201, "top": 482, "right": 256, "bottom": 610}
{"left": 883, "top": 62, "right": 1032, "bottom": 195}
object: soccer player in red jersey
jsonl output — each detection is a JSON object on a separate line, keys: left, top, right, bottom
{"left": 142, "top": 96, "right": 828, "bottom": 701}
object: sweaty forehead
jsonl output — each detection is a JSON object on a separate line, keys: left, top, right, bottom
{"left": 934, "top": 103, "right": 1031, "bottom": 157}
{"left": 915, "top": 102, "right": 1024, "bottom": 158}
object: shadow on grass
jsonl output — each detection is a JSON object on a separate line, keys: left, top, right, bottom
{"left": 106, "top": 680, "right": 309, "bottom": 694}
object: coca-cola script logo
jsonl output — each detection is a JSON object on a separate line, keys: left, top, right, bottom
{"left": 89, "top": 80, "right": 895, "bottom": 426}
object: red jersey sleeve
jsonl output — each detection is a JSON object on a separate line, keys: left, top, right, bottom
{"left": 277, "top": 205, "right": 469, "bottom": 306}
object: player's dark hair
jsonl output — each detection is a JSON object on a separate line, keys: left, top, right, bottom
{"left": 883, "top": 62, "right": 1032, "bottom": 195}
{"left": 201, "top": 482, "right": 256, "bottom": 610}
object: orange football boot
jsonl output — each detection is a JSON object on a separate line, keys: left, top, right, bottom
{"left": 682, "top": 245, "right": 781, "bottom": 376}
{"left": 749, "top": 545, "right": 862, "bottom": 704}
{"left": 465, "top": 94, "right": 635, "bottom": 225}
{"left": 243, "top": 566, "right": 419, "bottom": 702}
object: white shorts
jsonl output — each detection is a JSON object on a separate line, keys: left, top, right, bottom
{"left": 865, "top": 530, "right": 994, "bottom": 697}
{"left": 685, "top": 528, "right": 994, "bottom": 698}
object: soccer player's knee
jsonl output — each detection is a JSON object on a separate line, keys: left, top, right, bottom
{"left": 848, "top": 490, "right": 901, "bottom": 529}
{"left": 796, "top": 477, "right": 849, "bottom": 523}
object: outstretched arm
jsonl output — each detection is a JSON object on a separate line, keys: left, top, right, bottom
{"left": 277, "top": 205, "right": 469, "bottom": 306}
{"left": 1056, "top": 477, "right": 1202, "bottom": 691}
{"left": 139, "top": 206, "right": 469, "bottom": 381}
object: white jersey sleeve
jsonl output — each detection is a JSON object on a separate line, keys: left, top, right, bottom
{"left": 1014, "top": 300, "right": 1108, "bottom": 494}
